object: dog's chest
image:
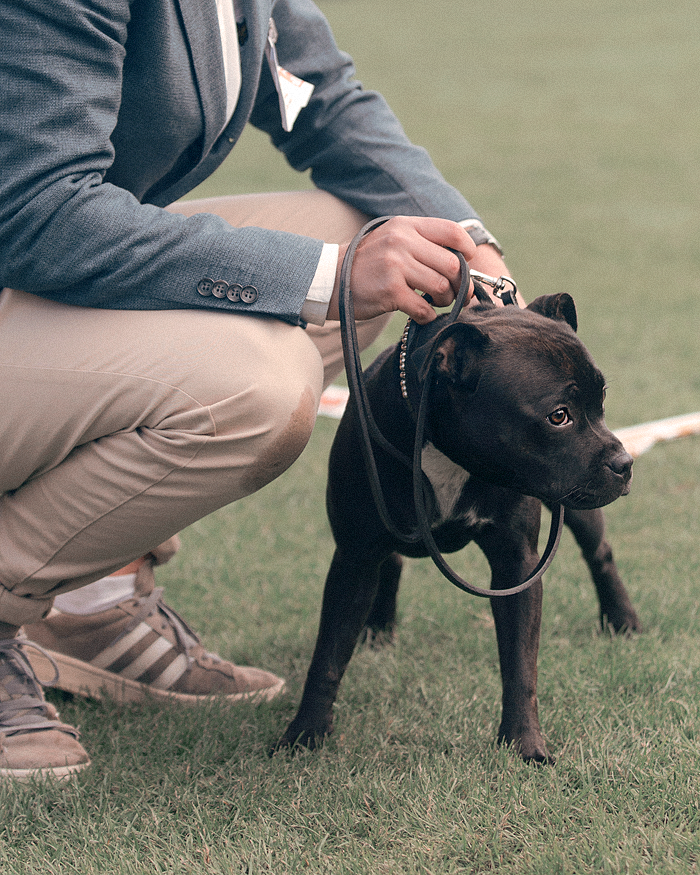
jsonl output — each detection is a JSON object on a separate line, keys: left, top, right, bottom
{"left": 421, "top": 442, "right": 491, "bottom": 529}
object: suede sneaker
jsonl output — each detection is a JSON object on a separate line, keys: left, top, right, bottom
{"left": 24, "top": 562, "right": 285, "bottom": 706}
{"left": 0, "top": 637, "right": 90, "bottom": 782}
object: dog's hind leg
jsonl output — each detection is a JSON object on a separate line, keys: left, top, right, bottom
{"left": 360, "top": 552, "right": 402, "bottom": 648}
{"left": 276, "top": 548, "right": 384, "bottom": 750}
{"left": 561, "top": 506, "right": 641, "bottom": 633}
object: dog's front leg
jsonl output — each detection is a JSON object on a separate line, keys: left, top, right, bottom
{"left": 277, "top": 547, "right": 383, "bottom": 750}
{"left": 489, "top": 579, "right": 551, "bottom": 763}
{"left": 478, "top": 506, "right": 552, "bottom": 764}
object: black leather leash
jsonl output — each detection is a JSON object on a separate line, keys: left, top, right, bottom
{"left": 338, "top": 216, "right": 564, "bottom": 598}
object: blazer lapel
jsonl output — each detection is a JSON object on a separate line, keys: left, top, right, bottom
{"left": 172, "top": 0, "right": 228, "bottom": 160}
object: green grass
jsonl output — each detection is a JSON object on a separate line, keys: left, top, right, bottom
{"left": 3, "top": 0, "right": 700, "bottom": 871}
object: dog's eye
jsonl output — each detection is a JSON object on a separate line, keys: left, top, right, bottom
{"left": 547, "top": 407, "right": 571, "bottom": 427}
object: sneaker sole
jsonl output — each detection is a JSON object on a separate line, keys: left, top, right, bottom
{"left": 0, "top": 761, "right": 91, "bottom": 783}
{"left": 27, "top": 648, "right": 286, "bottom": 706}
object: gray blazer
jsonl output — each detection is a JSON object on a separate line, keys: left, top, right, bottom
{"left": 0, "top": 0, "right": 479, "bottom": 324}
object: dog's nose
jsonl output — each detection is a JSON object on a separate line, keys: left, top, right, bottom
{"left": 607, "top": 450, "right": 633, "bottom": 480}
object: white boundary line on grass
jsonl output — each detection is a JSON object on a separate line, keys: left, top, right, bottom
{"left": 318, "top": 386, "right": 700, "bottom": 459}
{"left": 613, "top": 411, "right": 700, "bottom": 458}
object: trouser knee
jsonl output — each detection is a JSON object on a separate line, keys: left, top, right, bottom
{"left": 232, "top": 368, "right": 321, "bottom": 496}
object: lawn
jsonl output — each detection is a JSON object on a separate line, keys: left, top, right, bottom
{"left": 3, "top": 0, "right": 700, "bottom": 872}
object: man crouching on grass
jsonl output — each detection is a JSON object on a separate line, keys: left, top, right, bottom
{"left": 0, "top": 0, "right": 509, "bottom": 780}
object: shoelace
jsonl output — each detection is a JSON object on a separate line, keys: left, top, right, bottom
{"left": 114, "top": 588, "right": 223, "bottom": 666}
{"left": 0, "top": 638, "right": 79, "bottom": 738}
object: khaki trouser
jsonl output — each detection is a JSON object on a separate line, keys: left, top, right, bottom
{"left": 0, "top": 191, "right": 389, "bottom": 628}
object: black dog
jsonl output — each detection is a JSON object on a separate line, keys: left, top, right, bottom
{"left": 278, "top": 292, "right": 637, "bottom": 762}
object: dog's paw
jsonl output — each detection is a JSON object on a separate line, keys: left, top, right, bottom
{"left": 270, "top": 721, "right": 332, "bottom": 756}
{"left": 600, "top": 608, "right": 642, "bottom": 636}
{"left": 498, "top": 728, "right": 555, "bottom": 765}
{"left": 522, "top": 745, "right": 555, "bottom": 765}
{"left": 359, "top": 623, "right": 396, "bottom": 650}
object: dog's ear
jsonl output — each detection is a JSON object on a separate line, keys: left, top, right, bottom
{"left": 526, "top": 293, "right": 578, "bottom": 332}
{"left": 432, "top": 322, "right": 490, "bottom": 392}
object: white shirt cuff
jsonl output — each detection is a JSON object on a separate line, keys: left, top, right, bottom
{"left": 300, "top": 243, "right": 338, "bottom": 326}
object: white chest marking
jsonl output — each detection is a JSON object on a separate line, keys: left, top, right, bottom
{"left": 420, "top": 442, "right": 471, "bottom": 522}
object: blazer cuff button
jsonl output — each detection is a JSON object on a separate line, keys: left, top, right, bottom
{"left": 197, "top": 278, "right": 214, "bottom": 296}
{"left": 240, "top": 285, "right": 258, "bottom": 304}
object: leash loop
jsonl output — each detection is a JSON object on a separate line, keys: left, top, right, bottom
{"left": 338, "top": 216, "right": 563, "bottom": 597}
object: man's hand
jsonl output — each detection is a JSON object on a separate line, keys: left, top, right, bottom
{"left": 327, "top": 216, "right": 477, "bottom": 324}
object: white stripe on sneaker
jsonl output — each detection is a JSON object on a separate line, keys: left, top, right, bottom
{"left": 90, "top": 622, "right": 152, "bottom": 670}
{"left": 150, "top": 653, "right": 189, "bottom": 691}
{"left": 119, "top": 636, "right": 173, "bottom": 681}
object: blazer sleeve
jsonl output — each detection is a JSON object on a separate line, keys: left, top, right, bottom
{"left": 0, "top": 0, "right": 482, "bottom": 322}
{"left": 252, "top": 0, "right": 482, "bottom": 224}
{"left": 0, "top": 0, "right": 320, "bottom": 322}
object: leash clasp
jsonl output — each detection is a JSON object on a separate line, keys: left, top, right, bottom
{"left": 469, "top": 270, "right": 518, "bottom": 306}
